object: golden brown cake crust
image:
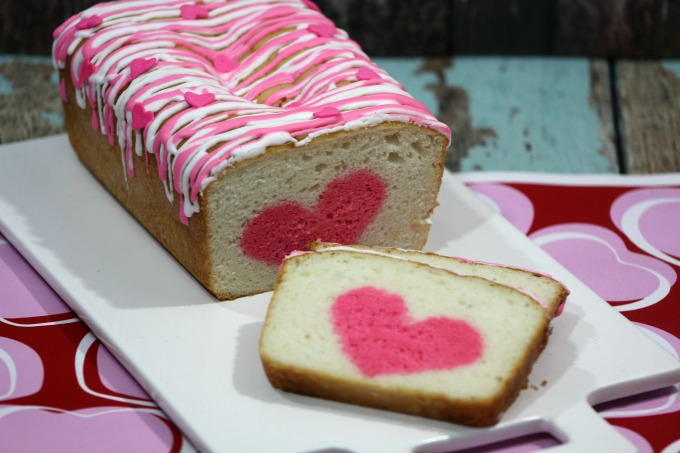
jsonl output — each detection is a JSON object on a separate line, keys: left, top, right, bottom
{"left": 62, "top": 69, "right": 215, "bottom": 293}
{"left": 262, "top": 334, "right": 549, "bottom": 427}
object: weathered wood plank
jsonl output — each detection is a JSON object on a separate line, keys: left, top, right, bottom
{"left": 589, "top": 60, "right": 619, "bottom": 172}
{"left": 555, "top": 0, "right": 680, "bottom": 58}
{"left": 315, "top": 0, "right": 452, "bottom": 57}
{"left": 387, "top": 57, "right": 618, "bottom": 173}
{"left": 0, "top": 0, "right": 89, "bottom": 55}
{"left": 616, "top": 60, "right": 680, "bottom": 174}
{"left": 451, "top": 0, "right": 554, "bottom": 55}
{"left": 4, "top": 0, "right": 680, "bottom": 57}
{"left": 0, "top": 57, "right": 64, "bottom": 144}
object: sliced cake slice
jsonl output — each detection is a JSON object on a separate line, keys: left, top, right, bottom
{"left": 310, "top": 242, "right": 569, "bottom": 317}
{"left": 259, "top": 248, "right": 551, "bottom": 426}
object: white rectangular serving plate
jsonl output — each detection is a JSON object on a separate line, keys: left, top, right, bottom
{"left": 1, "top": 135, "right": 679, "bottom": 453}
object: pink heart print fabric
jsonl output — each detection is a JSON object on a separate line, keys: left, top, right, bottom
{"left": 467, "top": 180, "right": 680, "bottom": 452}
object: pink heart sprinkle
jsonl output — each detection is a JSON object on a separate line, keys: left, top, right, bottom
{"left": 78, "top": 60, "right": 95, "bottom": 85}
{"left": 59, "top": 79, "right": 68, "bottom": 103}
{"left": 130, "top": 57, "right": 156, "bottom": 79}
{"left": 308, "top": 23, "right": 336, "bottom": 38}
{"left": 313, "top": 106, "right": 341, "bottom": 119}
{"left": 357, "top": 67, "right": 380, "bottom": 81}
{"left": 213, "top": 55, "right": 239, "bottom": 73}
{"left": 53, "top": 25, "right": 63, "bottom": 40}
{"left": 131, "top": 103, "right": 154, "bottom": 130}
{"left": 76, "top": 15, "right": 103, "bottom": 30}
{"left": 184, "top": 91, "right": 215, "bottom": 108}
{"left": 302, "top": 0, "right": 321, "bottom": 12}
{"left": 180, "top": 4, "right": 209, "bottom": 20}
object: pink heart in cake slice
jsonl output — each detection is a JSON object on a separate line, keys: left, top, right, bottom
{"left": 240, "top": 170, "right": 386, "bottom": 264}
{"left": 331, "top": 286, "right": 484, "bottom": 377}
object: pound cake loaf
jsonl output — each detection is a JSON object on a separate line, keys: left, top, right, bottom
{"left": 311, "top": 242, "right": 570, "bottom": 317}
{"left": 52, "top": 0, "right": 450, "bottom": 300}
{"left": 260, "top": 247, "right": 552, "bottom": 426}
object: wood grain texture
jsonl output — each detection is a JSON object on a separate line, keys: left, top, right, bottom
{"left": 0, "top": 0, "right": 98, "bottom": 55}
{"left": 3, "top": 0, "right": 680, "bottom": 57}
{"left": 555, "top": 0, "right": 680, "bottom": 58}
{"left": 0, "top": 58, "right": 64, "bottom": 144}
{"left": 589, "top": 60, "right": 620, "bottom": 173}
{"left": 451, "top": 0, "right": 554, "bottom": 55}
{"left": 315, "top": 0, "right": 452, "bottom": 56}
{"left": 405, "top": 57, "right": 618, "bottom": 173}
{"left": 617, "top": 61, "right": 680, "bottom": 173}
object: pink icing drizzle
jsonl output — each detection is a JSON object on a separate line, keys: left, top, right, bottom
{"left": 59, "top": 79, "right": 68, "bottom": 103}
{"left": 52, "top": 0, "right": 450, "bottom": 221}
{"left": 76, "top": 15, "right": 103, "bottom": 30}
{"left": 180, "top": 4, "right": 209, "bottom": 19}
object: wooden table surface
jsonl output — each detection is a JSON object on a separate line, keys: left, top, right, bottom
{"left": 1, "top": 55, "right": 678, "bottom": 176}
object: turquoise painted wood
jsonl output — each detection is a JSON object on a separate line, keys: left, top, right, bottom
{"left": 375, "top": 57, "right": 618, "bottom": 174}
{"left": 374, "top": 58, "right": 441, "bottom": 120}
{"left": 662, "top": 60, "right": 680, "bottom": 78}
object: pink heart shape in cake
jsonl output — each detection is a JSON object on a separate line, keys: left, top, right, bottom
{"left": 331, "top": 286, "right": 484, "bottom": 377}
{"left": 240, "top": 170, "right": 385, "bottom": 264}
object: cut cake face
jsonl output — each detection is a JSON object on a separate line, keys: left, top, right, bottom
{"left": 259, "top": 248, "right": 553, "bottom": 426}
{"left": 310, "top": 242, "right": 570, "bottom": 318}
